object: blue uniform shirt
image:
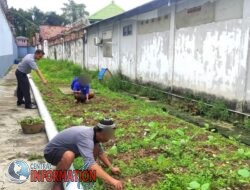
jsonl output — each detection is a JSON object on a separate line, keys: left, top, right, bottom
{"left": 73, "top": 81, "right": 90, "bottom": 95}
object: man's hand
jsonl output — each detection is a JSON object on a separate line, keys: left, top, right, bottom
{"left": 43, "top": 79, "right": 48, "bottom": 85}
{"left": 89, "top": 163, "right": 123, "bottom": 190}
{"left": 111, "top": 179, "right": 123, "bottom": 190}
{"left": 35, "top": 69, "right": 47, "bottom": 85}
{"left": 111, "top": 167, "right": 121, "bottom": 175}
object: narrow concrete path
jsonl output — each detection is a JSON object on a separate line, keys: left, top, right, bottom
{"left": 0, "top": 66, "right": 52, "bottom": 190}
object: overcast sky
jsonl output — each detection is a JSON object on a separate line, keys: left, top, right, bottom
{"left": 7, "top": 0, "right": 152, "bottom": 15}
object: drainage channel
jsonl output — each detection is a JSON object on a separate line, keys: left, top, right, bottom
{"left": 122, "top": 91, "right": 250, "bottom": 146}
{"left": 121, "top": 80, "right": 250, "bottom": 117}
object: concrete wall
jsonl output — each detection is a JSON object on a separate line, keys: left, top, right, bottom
{"left": 17, "top": 46, "right": 35, "bottom": 58}
{"left": 48, "top": 0, "right": 250, "bottom": 109}
{"left": 48, "top": 38, "right": 84, "bottom": 68}
{"left": 119, "top": 18, "right": 137, "bottom": 80}
{"left": 0, "top": 5, "right": 17, "bottom": 77}
{"left": 174, "top": 19, "right": 249, "bottom": 100}
{"left": 83, "top": 0, "right": 250, "bottom": 105}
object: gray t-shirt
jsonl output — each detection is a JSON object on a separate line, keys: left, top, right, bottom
{"left": 17, "top": 54, "right": 38, "bottom": 74}
{"left": 44, "top": 126, "right": 103, "bottom": 169}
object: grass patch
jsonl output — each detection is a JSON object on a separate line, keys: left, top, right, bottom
{"left": 33, "top": 59, "right": 250, "bottom": 189}
{"left": 28, "top": 153, "right": 44, "bottom": 161}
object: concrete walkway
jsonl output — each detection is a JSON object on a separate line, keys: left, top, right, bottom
{"left": 0, "top": 66, "right": 52, "bottom": 190}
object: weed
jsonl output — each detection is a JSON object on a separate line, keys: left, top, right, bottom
{"left": 207, "top": 101, "right": 229, "bottom": 120}
{"left": 244, "top": 118, "right": 250, "bottom": 129}
{"left": 197, "top": 101, "right": 209, "bottom": 116}
{"left": 28, "top": 153, "right": 44, "bottom": 161}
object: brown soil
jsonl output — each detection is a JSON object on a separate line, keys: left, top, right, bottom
{"left": 170, "top": 166, "right": 188, "bottom": 174}
{"left": 214, "top": 160, "right": 250, "bottom": 170}
{"left": 103, "top": 172, "right": 163, "bottom": 189}
{"left": 112, "top": 148, "right": 163, "bottom": 164}
{"left": 192, "top": 133, "right": 209, "bottom": 141}
{"left": 167, "top": 124, "right": 182, "bottom": 129}
{"left": 143, "top": 115, "right": 166, "bottom": 122}
{"left": 113, "top": 151, "right": 135, "bottom": 164}
{"left": 128, "top": 172, "right": 163, "bottom": 187}
{"left": 227, "top": 184, "right": 250, "bottom": 190}
{"left": 196, "top": 144, "right": 220, "bottom": 156}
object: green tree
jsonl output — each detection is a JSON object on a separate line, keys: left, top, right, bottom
{"left": 44, "top": 12, "right": 66, "bottom": 26}
{"left": 61, "top": 0, "right": 89, "bottom": 23}
{"left": 9, "top": 7, "right": 38, "bottom": 38}
{"left": 29, "top": 7, "right": 45, "bottom": 24}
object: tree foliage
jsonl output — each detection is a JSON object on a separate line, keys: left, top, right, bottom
{"left": 61, "top": 0, "right": 89, "bottom": 23}
{"left": 9, "top": 0, "right": 88, "bottom": 38}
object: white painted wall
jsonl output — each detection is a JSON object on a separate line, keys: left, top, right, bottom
{"left": 174, "top": 19, "right": 249, "bottom": 100}
{"left": 48, "top": 38, "right": 84, "bottom": 68}
{"left": 97, "top": 22, "right": 120, "bottom": 73}
{"left": 120, "top": 18, "right": 137, "bottom": 80}
{"left": 137, "top": 31, "right": 171, "bottom": 86}
{"left": 0, "top": 5, "right": 17, "bottom": 77}
{"left": 0, "top": 6, "right": 13, "bottom": 56}
{"left": 48, "top": 0, "right": 250, "bottom": 106}
{"left": 43, "top": 40, "right": 48, "bottom": 57}
{"left": 86, "top": 28, "right": 98, "bottom": 70}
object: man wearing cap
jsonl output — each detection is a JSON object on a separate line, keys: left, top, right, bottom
{"left": 15, "top": 49, "right": 48, "bottom": 109}
{"left": 44, "top": 118, "right": 123, "bottom": 190}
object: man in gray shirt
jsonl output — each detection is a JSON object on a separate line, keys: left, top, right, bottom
{"left": 15, "top": 49, "right": 47, "bottom": 109}
{"left": 44, "top": 118, "right": 123, "bottom": 190}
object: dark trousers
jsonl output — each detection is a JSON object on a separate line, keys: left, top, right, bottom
{"left": 15, "top": 69, "right": 31, "bottom": 107}
{"left": 74, "top": 93, "right": 94, "bottom": 103}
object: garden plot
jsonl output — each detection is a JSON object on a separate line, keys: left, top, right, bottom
{"left": 33, "top": 59, "right": 250, "bottom": 190}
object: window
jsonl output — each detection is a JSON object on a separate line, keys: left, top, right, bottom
{"left": 102, "top": 30, "right": 113, "bottom": 57}
{"left": 123, "top": 24, "right": 133, "bottom": 36}
{"left": 103, "top": 41, "right": 112, "bottom": 58}
{"left": 89, "top": 35, "right": 97, "bottom": 57}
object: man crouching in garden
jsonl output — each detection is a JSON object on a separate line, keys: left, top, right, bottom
{"left": 44, "top": 118, "right": 123, "bottom": 190}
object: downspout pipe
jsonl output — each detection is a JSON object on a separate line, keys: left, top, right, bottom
{"left": 28, "top": 75, "right": 84, "bottom": 190}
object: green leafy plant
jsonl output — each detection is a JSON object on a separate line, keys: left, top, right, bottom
{"left": 238, "top": 169, "right": 250, "bottom": 178}
{"left": 72, "top": 117, "right": 84, "bottom": 125}
{"left": 20, "top": 116, "right": 44, "bottom": 125}
{"left": 207, "top": 101, "right": 229, "bottom": 120}
{"left": 28, "top": 153, "right": 44, "bottom": 161}
{"left": 31, "top": 59, "right": 250, "bottom": 189}
{"left": 188, "top": 181, "right": 210, "bottom": 190}
{"left": 107, "top": 145, "right": 118, "bottom": 156}
{"left": 105, "top": 74, "right": 125, "bottom": 92}
{"left": 197, "top": 101, "right": 209, "bottom": 116}
{"left": 244, "top": 118, "right": 250, "bottom": 129}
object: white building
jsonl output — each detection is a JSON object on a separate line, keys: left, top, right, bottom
{"left": 0, "top": 0, "right": 17, "bottom": 77}
{"left": 84, "top": 0, "right": 250, "bottom": 109}
{"left": 47, "top": 0, "right": 250, "bottom": 111}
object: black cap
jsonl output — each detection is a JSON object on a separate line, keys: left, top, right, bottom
{"left": 97, "top": 118, "right": 116, "bottom": 129}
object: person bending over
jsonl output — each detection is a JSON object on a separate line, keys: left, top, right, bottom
{"left": 44, "top": 118, "right": 123, "bottom": 190}
{"left": 15, "top": 49, "right": 47, "bottom": 109}
{"left": 71, "top": 75, "right": 94, "bottom": 103}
